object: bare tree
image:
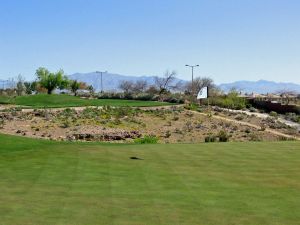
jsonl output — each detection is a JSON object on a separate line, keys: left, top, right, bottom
{"left": 133, "top": 80, "right": 148, "bottom": 93}
{"left": 16, "top": 74, "right": 25, "bottom": 96}
{"left": 119, "top": 80, "right": 134, "bottom": 93}
{"left": 185, "top": 77, "right": 215, "bottom": 96}
{"left": 24, "top": 81, "right": 37, "bottom": 94}
{"left": 146, "top": 85, "right": 159, "bottom": 95}
{"left": 155, "top": 70, "right": 177, "bottom": 94}
{"left": 171, "top": 80, "right": 185, "bottom": 92}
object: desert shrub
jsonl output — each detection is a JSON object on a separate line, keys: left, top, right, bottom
{"left": 269, "top": 111, "right": 278, "bottom": 117}
{"left": 172, "top": 115, "right": 179, "bottom": 121}
{"left": 205, "top": 135, "right": 216, "bottom": 142}
{"left": 235, "top": 115, "right": 244, "bottom": 121}
{"left": 278, "top": 136, "right": 295, "bottom": 141}
{"left": 114, "top": 107, "right": 133, "bottom": 118}
{"left": 259, "top": 124, "right": 266, "bottom": 131}
{"left": 286, "top": 128, "right": 298, "bottom": 135}
{"left": 244, "top": 128, "right": 251, "bottom": 134}
{"left": 184, "top": 121, "right": 193, "bottom": 132}
{"left": 184, "top": 103, "right": 198, "bottom": 111}
{"left": 264, "top": 117, "right": 276, "bottom": 124}
{"left": 249, "top": 107, "right": 257, "bottom": 112}
{"left": 0, "top": 118, "right": 4, "bottom": 129}
{"left": 174, "top": 128, "right": 183, "bottom": 134}
{"left": 218, "top": 130, "right": 229, "bottom": 142}
{"left": 112, "top": 117, "right": 122, "bottom": 125}
{"left": 59, "top": 108, "right": 76, "bottom": 118}
{"left": 134, "top": 135, "right": 159, "bottom": 144}
{"left": 81, "top": 107, "right": 101, "bottom": 119}
{"left": 185, "top": 111, "right": 194, "bottom": 117}
{"left": 149, "top": 109, "right": 168, "bottom": 119}
{"left": 165, "top": 130, "right": 171, "bottom": 138}
{"left": 166, "top": 121, "right": 172, "bottom": 126}
{"left": 231, "top": 125, "right": 238, "bottom": 131}
{"left": 61, "top": 118, "right": 72, "bottom": 128}
{"left": 249, "top": 133, "right": 261, "bottom": 141}
{"left": 207, "top": 112, "right": 213, "bottom": 118}
{"left": 285, "top": 113, "right": 300, "bottom": 123}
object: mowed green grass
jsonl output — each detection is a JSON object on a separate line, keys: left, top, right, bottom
{"left": 0, "top": 94, "right": 173, "bottom": 108}
{"left": 0, "top": 134, "right": 300, "bottom": 225}
{"left": 0, "top": 95, "right": 14, "bottom": 104}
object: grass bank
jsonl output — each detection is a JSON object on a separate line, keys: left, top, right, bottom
{"left": 0, "top": 94, "right": 174, "bottom": 108}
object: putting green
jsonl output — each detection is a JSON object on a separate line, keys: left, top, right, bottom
{"left": 0, "top": 134, "right": 300, "bottom": 225}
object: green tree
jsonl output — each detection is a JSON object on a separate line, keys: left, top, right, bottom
{"left": 36, "top": 67, "right": 67, "bottom": 94}
{"left": 70, "top": 80, "right": 80, "bottom": 96}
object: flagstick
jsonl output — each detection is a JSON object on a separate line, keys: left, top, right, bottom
{"left": 207, "top": 87, "right": 210, "bottom": 114}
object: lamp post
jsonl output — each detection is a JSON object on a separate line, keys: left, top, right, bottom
{"left": 185, "top": 64, "right": 199, "bottom": 95}
{"left": 96, "top": 71, "right": 107, "bottom": 93}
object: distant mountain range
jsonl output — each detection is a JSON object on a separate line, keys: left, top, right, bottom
{"left": 69, "top": 72, "right": 300, "bottom": 94}
{"left": 218, "top": 80, "right": 300, "bottom": 94}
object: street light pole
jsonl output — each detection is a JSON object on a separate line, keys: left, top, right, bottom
{"left": 185, "top": 64, "right": 199, "bottom": 96}
{"left": 96, "top": 71, "right": 107, "bottom": 93}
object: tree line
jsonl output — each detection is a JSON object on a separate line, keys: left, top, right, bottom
{"left": 118, "top": 70, "right": 217, "bottom": 98}
{"left": 2, "top": 67, "right": 222, "bottom": 104}
{"left": 13, "top": 67, "right": 93, "bottom": 96}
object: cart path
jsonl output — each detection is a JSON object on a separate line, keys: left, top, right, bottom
{"left": 218, "top": 107, "right": 300, "bottom": 131}
{"left": 191, "top": 110, "right": 300, "bottom": 141}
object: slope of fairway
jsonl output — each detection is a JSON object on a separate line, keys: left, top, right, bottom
{"left": 0, "top": 94, "right": 173, "bottom": 108}
{"left": 0, "top": 134, "right": 300, "bottom": 225}
{"left": 0, "top": 95, "right": 13, "bottom": 104}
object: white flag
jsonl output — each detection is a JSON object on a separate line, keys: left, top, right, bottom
{"left": 197, "top": 87, "right": 208, "bottom": 99}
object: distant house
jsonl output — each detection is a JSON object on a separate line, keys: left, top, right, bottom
{"left": 53, "top": 89, "right": 71, "bottom": 94}
{"left": 76, "top": 89, "right": 92, "bottom": 97}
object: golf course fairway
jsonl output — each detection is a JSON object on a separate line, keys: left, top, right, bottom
{"left": 0, "top": 134, "right": 299, "bottom": 225}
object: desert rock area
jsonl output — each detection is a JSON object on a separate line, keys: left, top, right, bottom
{"left": 1, "top": 105, "right": 299, "bottom": 143}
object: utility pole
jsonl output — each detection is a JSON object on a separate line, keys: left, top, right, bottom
{"left": 185, "top": 64, "right": 199, "bottom": 96}
{"left": 96, "top": 71, "right": 107, "bottom": 93}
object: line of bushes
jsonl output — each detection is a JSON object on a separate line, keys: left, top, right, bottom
{"left": 96, "top": 92, "right": 184, "bottom": 104}
{"left": 205, "top": 130, "right": 230, "bottom": 142}
{"left": 203, "top": 92, "right": 248, "bottom": 110}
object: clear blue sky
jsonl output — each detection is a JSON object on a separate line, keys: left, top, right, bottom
{"left": 1, "top": 0, "right": 300, "bottom": 84}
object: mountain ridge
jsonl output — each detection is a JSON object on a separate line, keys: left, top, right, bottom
{"left": 69, "top": 72, "right": 300, "bottom": 94}
{"left": 68, "top": 72, "right": 185, "bottom": 92}
{"left": 219, "top": 80, "right": 300, "bottom": 94}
